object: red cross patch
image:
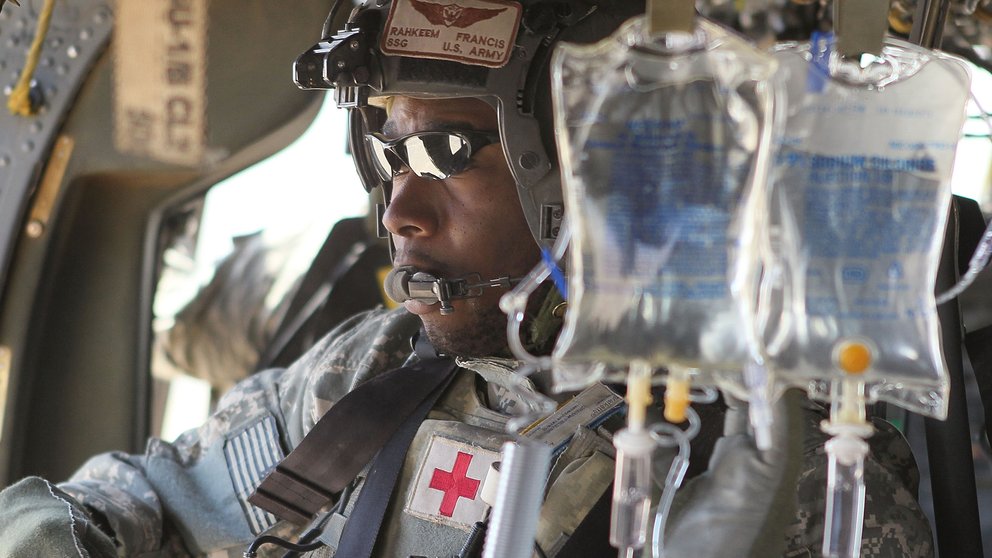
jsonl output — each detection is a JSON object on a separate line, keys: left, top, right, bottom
{"left": 430, "top": 451, "right": 481, "bottom": 516}
{"left": 406, "top": 435, "right": 499, "bottom": 528}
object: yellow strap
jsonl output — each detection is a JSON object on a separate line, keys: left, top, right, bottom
{"left": 7, "top": 0, "right": 57, "bottom": 116}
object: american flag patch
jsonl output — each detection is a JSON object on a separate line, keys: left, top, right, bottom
{"left": 224, "top": 415, "right": 284, "bottom": 534}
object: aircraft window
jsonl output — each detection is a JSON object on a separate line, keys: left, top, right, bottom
{"left": 953, "top": 61, "right": 992, "bottom": 212}
{"left": 150, "top": 94, "right": 368, "bottom": 441}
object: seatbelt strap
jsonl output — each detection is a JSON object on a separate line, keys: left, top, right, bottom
{"left": 249, "top": 333, "right": 457, "bottom": 524}
{"left": 957, "top": 196, "right": 992, "bottom": 449}
{"left": 333, "top": 369, "right": 456, "bottom": 558}
{"left": 255, "top": 235, "right": 374, "bottom": 371}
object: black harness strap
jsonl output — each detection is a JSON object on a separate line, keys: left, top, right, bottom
{"left": 333, "top": 369, "right": 456, "bottom": 558}
{"left": 255, "top": 240, "right": 372, "bottom": 371}
{"left": 965, "top": 325, "right": 992, "bottom": 449}
{"left": 249, "top": 334, "right": 456, "bottom": 524}
{"left": 926, "top": 195, "right": 985, "bottom": 558}
{"left": 256, "top": 217, "right": 391, "bottom": 371}
{"left": 957, "top": 195, "right": 992, "bottom": 450}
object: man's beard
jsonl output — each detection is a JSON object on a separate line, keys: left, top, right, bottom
{"left": 421, "top": 302, "right": 512, "bottom": 358}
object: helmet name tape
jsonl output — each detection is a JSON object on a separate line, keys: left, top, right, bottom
{"left": 381, "top": 0, "right": 523, "bottom": 68}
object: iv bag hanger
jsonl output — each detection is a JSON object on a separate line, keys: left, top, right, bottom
{"left": 646, "top": 0, "right": 694, "bottom": 35}
{"left": 833, "top": 0, "right": 889, "bottom": 58}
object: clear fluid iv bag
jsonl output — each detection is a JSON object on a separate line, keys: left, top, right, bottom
{"left": 765, "top": 36, "right": 971, "bottom": 417}
{"left": 549, "top": 16, "right": 779, "bottom": 391}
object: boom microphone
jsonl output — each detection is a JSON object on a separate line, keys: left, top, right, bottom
{"left": 384, "top": 266, "right": 521, "bottom": 315}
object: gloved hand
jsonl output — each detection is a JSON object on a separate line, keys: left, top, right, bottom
{"left": 0, "top": 476, "right": 118, "bottom": 558}
{"left": 660, "top": 388, "right": 803, "bottom": 558}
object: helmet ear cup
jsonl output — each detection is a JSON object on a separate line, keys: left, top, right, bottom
{"left": 528, "top": 0, "right": 646, "bottom": 169}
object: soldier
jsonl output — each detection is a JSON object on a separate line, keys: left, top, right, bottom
{"left": 0, "top": 1, "right": 933, "bottom": 557}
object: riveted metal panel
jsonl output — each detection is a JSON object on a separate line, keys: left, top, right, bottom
{"left": 0, "top": 0, "right": 113, "bottom": 308}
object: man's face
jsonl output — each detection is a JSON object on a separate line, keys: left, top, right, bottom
{"left": 379, "top": 96, "right": 540, "bottom": 357}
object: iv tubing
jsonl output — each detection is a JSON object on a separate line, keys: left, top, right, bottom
{"left": 499, "top": 363, "right": 558, "bottom": 434}
{"left": 501, "top": 220, "right": 571, "bottom": 368}
{"left": 744, "top": 361, "right": 773, "bottom": 450}
{"left": 497, "top": 222, "right": 568, "bottom": 432}
{"left": 650, "top": 407, "right": 699, "bottom": 558}
{"left": 935, "top": 92, "right": 992, "bottom": 305}
{"left": 821, "top": 379, "right": 873, "bottom": 558}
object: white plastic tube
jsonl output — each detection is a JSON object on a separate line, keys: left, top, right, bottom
{"left": 821, "top": 380, "right": 873, "bottom": 558}
{"left": 822, "top": 430, "right": 869, "bottom": 558}
{"left": 611, "top": 361, "right": 655, "bottom": 557}
{"left": 744, "top": 361, "right": 773, "bottom": 450}
{"left": 650, "top": 407, "right": 698, "bottom": 558}
{"left": 611, "top": 428, "right": 655, "bottom": 557}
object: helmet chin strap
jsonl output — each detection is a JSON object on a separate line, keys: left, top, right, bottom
{"left": 384, "top": 266, "right": 521, "bottom": 315}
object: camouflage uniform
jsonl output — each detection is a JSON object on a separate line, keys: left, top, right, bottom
{"left": 0, "top": 306, "right": 933, "bottom": 557}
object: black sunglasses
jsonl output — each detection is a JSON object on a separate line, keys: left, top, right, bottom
{"left": 364, "top": 130, "right": 501, "bottom": 181}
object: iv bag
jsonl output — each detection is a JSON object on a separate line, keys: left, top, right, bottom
{"left": 550, "top": 17, "right": 779, "bottom": 391}
{"left": 765, "top": 36, "right": 971, "bottom": 417}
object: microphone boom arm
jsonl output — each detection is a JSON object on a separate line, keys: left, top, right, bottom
{"left": 396, "top": 269, "right": 521, "bottom": 315}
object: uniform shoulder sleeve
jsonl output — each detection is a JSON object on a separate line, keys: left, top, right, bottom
{"left": 0, "top": 476, "right": 118, "bottom": 558}
{"left": 56, "top": 367, "right": 289, "bottom": 556}
{"left": 2, "top": 307, "right": 418, "bottom": 557}
{"left": 277, "top": 306, "right": 421, "bottom": 442}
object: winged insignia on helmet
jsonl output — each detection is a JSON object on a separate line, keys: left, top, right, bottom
{"left": 0, "top": 0, "right": 21, "bottom": 13}
{"left": 409, "top": 0, "right": 506, "bottom": 28}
